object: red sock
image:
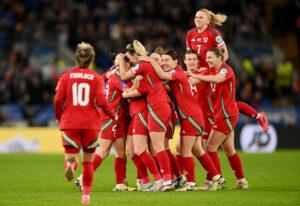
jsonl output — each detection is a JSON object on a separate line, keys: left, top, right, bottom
{"left": 236, "top": 101, "right": 258, "bottom": 119}
{"left": 114, "top": 157, "right": 126, "bottom": 184}
{"left": 176, "top": 154, "right": 184, "bottom": 174}
{"left": 93, "top": 154, "right": 103, "bottom": 171}
{"left": 139, "top": 151, "right": 161, "bottom": 181}
{"left": 131, "top": 155, "right": 150, "bottom": 184}
{"left": 183, "top": 157, "right": 195, "bottom": 182}
{"left": 227, "top": 153, "right": 244, "bottom": 179}
{"left": 153, "top": 156, "right": 161, "bottom": 174}
{"left": 82, "top": 161, "right": 94, "bottom": 196}
{"left": 208, "top": 152, "right": 222, "bottom": 175}
{"left": 197, "top": 153, "right": 218, "bottom": 181}
{"left": 166, "top": 149, "right": 182, "bottom": 177}
{"left": 156, "top": 150, "right": 172, "bottom": 182}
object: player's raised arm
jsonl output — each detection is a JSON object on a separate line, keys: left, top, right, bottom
{"left": 139, "top": 55, "right": 172, "bottom": 81}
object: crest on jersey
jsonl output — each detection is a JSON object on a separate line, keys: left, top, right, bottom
{"left": 191, "top": 38, "right": 195, "bottom": 42}
{"left": 203, "top": 37, "right": 208, "bottom": 43}
{"left": 216, "top": 36, "right": 222, "bottom": 43}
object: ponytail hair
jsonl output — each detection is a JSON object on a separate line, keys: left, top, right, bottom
{"left": 198, "top": 9, "right": 227, "bottom": 27}
{"left": 208, "top": 47, "right": 225, "bottom": 61}
{"left": 75, "top": 42, "right": 95, "bottom": 68}
{"left": 126, "top": 40, "right": 148, "bottom": 56}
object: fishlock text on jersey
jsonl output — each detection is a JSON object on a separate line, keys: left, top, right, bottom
{"left": 70, "top": 73, "right": 94, "bottom": 80}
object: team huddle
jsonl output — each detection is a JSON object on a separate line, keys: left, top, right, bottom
{"left": 54, "top": 9, "right": 269, "bottom": 204}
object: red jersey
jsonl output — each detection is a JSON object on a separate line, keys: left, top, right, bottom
{"left": 131, "top": 62, "right": 170, "bottom": 106}
{"left": 100, "top": 74, "right": 124, "bottom": 122}
{"left": 193, "top": 69, "right": 214, "bottom": 118}
{"left": 126, "top": 79, "right": 147, "bottom": 116}
{"left": 169, "top": 66, "right": 202, "bottom": 120}
{"left": 54, "top": 67, "right": 115, "bottom": 130}
{"left": 209, "top": 63, "right": 239, "bottom": 121}
{"left": 186, "top": 26, "right": 225, "bottom": 67}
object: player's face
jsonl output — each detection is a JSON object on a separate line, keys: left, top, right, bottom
{"left": 161, "top": 55, "right": 177, "bottom": 72}
{"left": 206, "top": 51, "right": 221, "bottom": 69}
{"left": 184, "top": 53, "right": 199, "bottom": 72}
{"left": 194, "top": 11, "right": 209, "bottom": 29}
{"left": 114, "top": 59, "right": 120, "bottom": 72}
{"left": 150, "top": 53, "right": 161, "bottom": 66}
{"left": 126, "top": 52, "right": 139, "bottom": 65}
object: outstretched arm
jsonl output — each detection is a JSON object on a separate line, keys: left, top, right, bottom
{"left": 191, "top": 73, "right": 225, "bottom": 84}
{"left": 139, "top": 56, "right": 172, "bottom": 81}
{"left": 126, "top": 75, "right": 143, "bottom": 92}
{"left": 122, "top": 90, "right": 142, "bottom": 98}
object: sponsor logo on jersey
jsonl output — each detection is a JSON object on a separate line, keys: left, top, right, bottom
{"left": 203, "top": 37, "right": 208, "bottom": 43}
{"left": 216, "top": 36, "right": 222, "bottom": 43}
{"left": 182, "top": 130, "right": 186, "bottom": 134}
{"left": 197, "top": 38, "right": 201, "bottom": 42}
{"left": 132, "top": 64, "right": 139, "bottom": 74}
{"left": 213, "top": 125, "right": 217, "bottom": 128}
{"left": 191, "top": 38, "right": 195, "bottom": 42}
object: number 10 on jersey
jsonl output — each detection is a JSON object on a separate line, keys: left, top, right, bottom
{"left": 72, "top": 83, "right": 90, "bottom": 106}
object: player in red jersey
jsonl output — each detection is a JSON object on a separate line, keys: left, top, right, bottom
{"left": 54, "top": 42, "right": 117, "bottom": 204}
{"left": 187, "top": 9, "right": 269, "bottom": 133}
{"left": 125, "top": 47, "right": 187, "bottom": 189}
{"left": 190, "top": 47, "right": 249, "bottom": 189}
{"left": 141, "top": 49, "right": 224, "bottom": 191}
{"left": 74, "top": 54, "right": 137, "bottom": 192}
{"left": 175, "top": 50, "right": 219, "bottom": 190}
{"left": 118, "top": 40, "right": 173, "bottom": 192}
{"left": 123, "top": 77, "right": 165, "bottom": 192}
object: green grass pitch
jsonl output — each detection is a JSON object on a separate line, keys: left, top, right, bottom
{"left": 1, "top": 150, "right": 300, "bottom": 206}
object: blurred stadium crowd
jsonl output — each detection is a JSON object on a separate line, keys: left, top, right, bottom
{"left": 0, "top": 0, "right": 299, "bottom": 126}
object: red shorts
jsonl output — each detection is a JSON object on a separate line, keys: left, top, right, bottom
{"left": 100, "top": 118, "right": 125, "bottom": 140}
{"left": 202, "top": 117, "right": 214, "bottom": 140}
{"left": 62, "top": 129, "right": 100, "bottom": 153}
{"left": 212, "top": 116, "right": 238, "bottom": 134}
{"left": 132, "top": 109, "right": 149, "bottom": 136}
{"left": 147, "top": 102, "right": 171, "bottom": 133}
{"left": 179, "top": 114, "right": 204, "bottom": 136}
{"left": 166, "top": 109, "right": 177, "bottom": 139}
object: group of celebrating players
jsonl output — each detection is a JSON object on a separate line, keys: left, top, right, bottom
{"left": 54, "top": 9, "right": 269, "bottom": 204}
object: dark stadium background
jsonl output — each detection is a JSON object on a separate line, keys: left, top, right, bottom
{"left": 0, "top": 0, "right": 299, "bottom": 149}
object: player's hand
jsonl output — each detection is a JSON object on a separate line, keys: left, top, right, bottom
{"left": 138, "top": 55, "right": 151, "bottom": 62}
{"left": 56, "top": 120, "right": 60, "bottom": 124}
{"left": 122, "top": 92, "right": 129, "bottom": 98}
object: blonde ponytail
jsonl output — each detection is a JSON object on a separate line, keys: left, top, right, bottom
{"left": 199, "top": 9, "right": 227, "bottom": 27}
{"left": 133, "top": 40, "right": 148, "bottom": 56}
